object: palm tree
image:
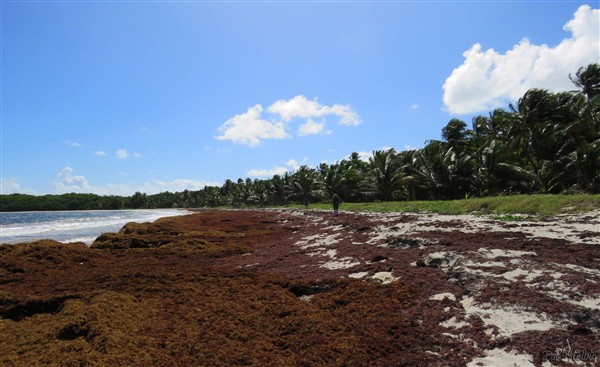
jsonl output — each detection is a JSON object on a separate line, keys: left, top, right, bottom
{"left": 347, "top": 152, "right": 368, "bottom": 172}
{"left": 247, "top": 179, "right": 270, "bottom": 207}
{"left": 267, "top": 174, "right": 288, "bottom": 205}
{"left": 340, "top": 152, "right": 369, "bottom": 201}
{"left": 320, "top": 163, "right": 346, "bottom": 199}
{"left": 286, "top": 166, "right": 322, "bottom": 204}
{"left": 570, "top": 63, "right": 600, "bottom": 102}
{"left": 204, "top": 186, "right": 223, "bottom": 207}
{"left": 506, "top": 89, "right": 566, "bottom": 192}
{"left": 442, "top": 118, "right": 472, "bottom": 151}
{"left": 365, "top": 149, "right": 412, "bottom": 201}
{"left": 555, "top": 93, "right": 600, "bottom": 191}
{"left": 412, "top": 140, "right": 474, "bottom": 199}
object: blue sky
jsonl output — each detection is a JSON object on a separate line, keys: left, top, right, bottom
{"left": 2, "top": 1, "right": 599, "bottom": 195}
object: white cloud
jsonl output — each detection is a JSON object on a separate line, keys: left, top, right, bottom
{"left": 344, "top": 147, "right": 393, "bottom": 162}
{"left": 443, "top": 5, "right": 600, "bottom": 115}
{"left": 53, "top": 167, "right": 220, "bottom": 195}
{"left": 298, "top": 119, "right": 329, "bottom": 136}
{"left": 150, "top": 179, "right": 219, "bottom": 192}
{"left": 95, "top": 150, "right": 107, "bottom": 157}
{"left": 1, "top": 177, "right": 22, "bottom": 194}
{"left": 133, "top": 152, "right": 143, "bottom": 158}
{"left": 247, "top": 158, "right": 303, "bottom": 177}
{"left": 216, "top": 96, "right": 360, "bottom": 146}
{"left": 55, "top": 167, "right": 90, "bottom": 193}
{"left": 66, "top": 140, "right": 82, "bottom": 148}
{"left": 286, "top": 159, "right": 301, "bottom": 170}
{"left": 1, "top": 177, "right": 35, "bottom": 194}
{"left": 353, "top": 151, "right": 373, "bottom": 162}
{"left": 116, "top": 149, "right": 128, "bottom": 159}
{"left": 268, "top": 95, "right": 360, "bottom": 126}
{"left": 247, "top": 166, "right": 289, "bottom": 177}
{"left": 97, "top": 179, "right": 220, "bottom": 196}
{"left": 411, "top": 104, "right": 420, "bottom": 110}
{"left": 216, "top": 104, "right": 289, "bottom": 147}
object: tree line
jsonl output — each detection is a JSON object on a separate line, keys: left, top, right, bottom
{"left": 1, "top": 64, "right": 598, "bottom": 212}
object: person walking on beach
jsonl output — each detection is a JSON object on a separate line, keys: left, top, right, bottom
{"left": 332, "top": 194, "right": 340, "bottom": 215}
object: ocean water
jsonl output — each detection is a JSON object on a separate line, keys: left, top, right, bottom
{"left": 0, "top": 209, "right": 189, "bottom": 245}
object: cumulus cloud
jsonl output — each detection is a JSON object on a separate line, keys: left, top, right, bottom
{"left": 151, "top": 179, "right": 219, "bottom": 192}
{"left": 268, "top": 95, "right": 360, "bottom": 126}
{"left": 247, "top": 166, "right": 289, "bottom": 177}
{"left": 286, "top": 159, "right": 301, "bottom": 170}
{"left": 95, "top": 150, "right": 107, "bottom": 157}
{"left": 1, "top": 177, "right": 22, "bottom": 194}
{"left": 443, "top": 4, "right": 600, "bottom": 115}
{"left": 96, "top": 179, "right": 220, "bottom": 196}
{"left": 298, "top": 119, "right": 330, "bottom": 136}
{"left": 1, "top": 177, "right": 35, "bottom": 194}
{"left": 53, "top": 167, "right": 219, "bottom": 195}
{"left": 55, "top": 167, "right": 90, "bottom": 193}
{"left": 344, "top": 147, "right": 394, "bottom": 163}
{"left": 247, "top": 158, "right": 304, "bottom": 177}
{"left": 216, "top": 96, "right": 360, "bottom": 146}
{"left": 216, "top": 104, "right": 289, "bottom": 147}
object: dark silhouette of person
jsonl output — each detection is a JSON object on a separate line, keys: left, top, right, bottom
{"left": 304, "top": 197, "right": 309, "bottom": 209}
{"left": 332, "top": 194, "right": 340, "bottom": 214}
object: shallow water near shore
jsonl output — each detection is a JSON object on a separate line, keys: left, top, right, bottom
{"left": 0, "top": 209, "right": 189, "bottom": 245}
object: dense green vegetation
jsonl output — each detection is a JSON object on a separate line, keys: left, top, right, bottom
{"left": 1, "top": 64, "right": 599, "bottom": 213}
{"left": 0, "top": 192, "right": 188, "bottom": 212}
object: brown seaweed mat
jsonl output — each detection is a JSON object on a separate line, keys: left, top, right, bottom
{"left": 1, "top": 209, "right": 598, "bottom": 366}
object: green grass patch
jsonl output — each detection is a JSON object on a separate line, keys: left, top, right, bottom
{"left": 282, "top": 194, "right": 600, "bottom": 217}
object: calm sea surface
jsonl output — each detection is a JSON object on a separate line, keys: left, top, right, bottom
{"left": 0, "top": 209, "right": 189, "bottom": 245}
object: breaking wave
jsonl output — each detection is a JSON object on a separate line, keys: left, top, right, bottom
{"left": 0, "top": 209, "right": 189, "bottom": 245}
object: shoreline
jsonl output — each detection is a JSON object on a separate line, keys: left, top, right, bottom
{"left": 0, "top": 208, "right": 191, "bottom": 245}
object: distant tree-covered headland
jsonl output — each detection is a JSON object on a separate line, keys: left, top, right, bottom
{"left": 2, "top": 64, "right": 599, "bottom": 212}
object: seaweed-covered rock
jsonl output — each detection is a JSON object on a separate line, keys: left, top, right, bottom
{"left": 422, "top": 251, "right": 462, "bottom": 268}
{"left": 92, "top": 233, "right": 160, "bottom": 249}
{"left": 0, "top": 240, "right": 98, "bottom": 274}
{"left": 118, "top": 221, "right": 148, "bottom": 235}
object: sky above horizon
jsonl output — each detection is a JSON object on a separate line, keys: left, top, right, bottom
{"left": 2, "top": 1, "right": 599, "bottom": 196}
